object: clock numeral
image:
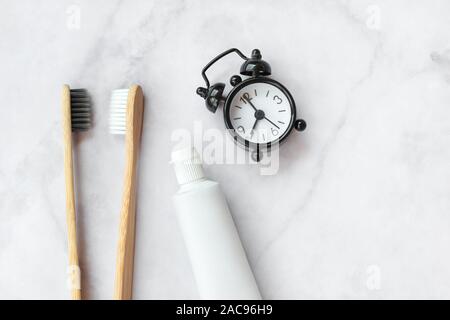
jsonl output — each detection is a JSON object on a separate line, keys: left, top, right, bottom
{"left": 237, "top": 126, "right": 245, "bottom": 134}
{"left": 240, "top": 92, "right": 252, "bottom": 104}
{"left": 271, "top": 128, "right": 279, "bottom": 136}
{"left": 266, "top": 90, "right": 270, "bottom": 97}
{"left": 273, "top": 95, "right": 282, "bottom": 104}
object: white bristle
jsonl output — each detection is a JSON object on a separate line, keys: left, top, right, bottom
{"left": 109, "top": 89, "right": 129, "bottom": 135}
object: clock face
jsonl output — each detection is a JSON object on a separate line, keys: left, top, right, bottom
{"left": 225, "top": 79, "right": 295, "bottom": 146}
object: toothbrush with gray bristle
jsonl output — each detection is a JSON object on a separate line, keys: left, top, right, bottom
{"left": 61, "top": 84, "right": 91, "bottom": 300}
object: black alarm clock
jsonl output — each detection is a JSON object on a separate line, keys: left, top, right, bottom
{"left": 196, "top": 48, "right": 306, "bottom": 161}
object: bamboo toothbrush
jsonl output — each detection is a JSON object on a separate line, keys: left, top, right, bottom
{"left": 62, "top": 85, "right": 91, "bottom": 300}
{"left": 109, "top": 85, "right": 144, "bottom": 300}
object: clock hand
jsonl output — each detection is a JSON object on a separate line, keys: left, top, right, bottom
{"left": 252, "top": 119, "right": 258, "bottom": 130}
{"left": 244, "top": 96, "right": 258, "bottom": 112}
{"left": 264, "top": 116, "right": 280, "bottom": 129}
{"left": 250, "top": 119, "right": 258, "bottom": 138}
{"left": 244, "top": 96, "right": 280, "bottom": 129}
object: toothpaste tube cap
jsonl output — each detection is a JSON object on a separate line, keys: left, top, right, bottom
{"left": 171, "top": 146, "right": 205, "bottom": 185}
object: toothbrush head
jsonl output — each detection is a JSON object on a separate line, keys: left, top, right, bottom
{"left": 109, "top": 89, "right": 130, "bottom": 135}
{"left": 70, "top": 88, "right": 91, "bottom": 131}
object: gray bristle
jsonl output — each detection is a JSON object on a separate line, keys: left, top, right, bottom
{"left": 70, "top": 89, "right": 91, "bottom": 131}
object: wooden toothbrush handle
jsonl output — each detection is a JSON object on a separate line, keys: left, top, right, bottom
{"left": 114, "top": 85, "right": 144, "bottom": 300}
{"left": 62, "top": 85, "right": 81, "bottom": 300}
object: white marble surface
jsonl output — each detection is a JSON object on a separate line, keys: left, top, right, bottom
{"left": 1, "top": 0, "right": 450, "bottom": 299}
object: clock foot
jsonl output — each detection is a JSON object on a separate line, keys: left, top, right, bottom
{"left": 251, "top": 150, "right": 262, "bottom": 162}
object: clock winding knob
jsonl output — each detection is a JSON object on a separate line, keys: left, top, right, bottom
{"left": 230, "top": 75, "right": 242, "bottom": 86}
{"left": 294, "top": 119, "right": 307, "bottom": 132}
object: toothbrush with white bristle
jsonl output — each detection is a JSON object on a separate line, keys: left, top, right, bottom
{"left": 109, "top": 85, "right": 144, "bottom": 300}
